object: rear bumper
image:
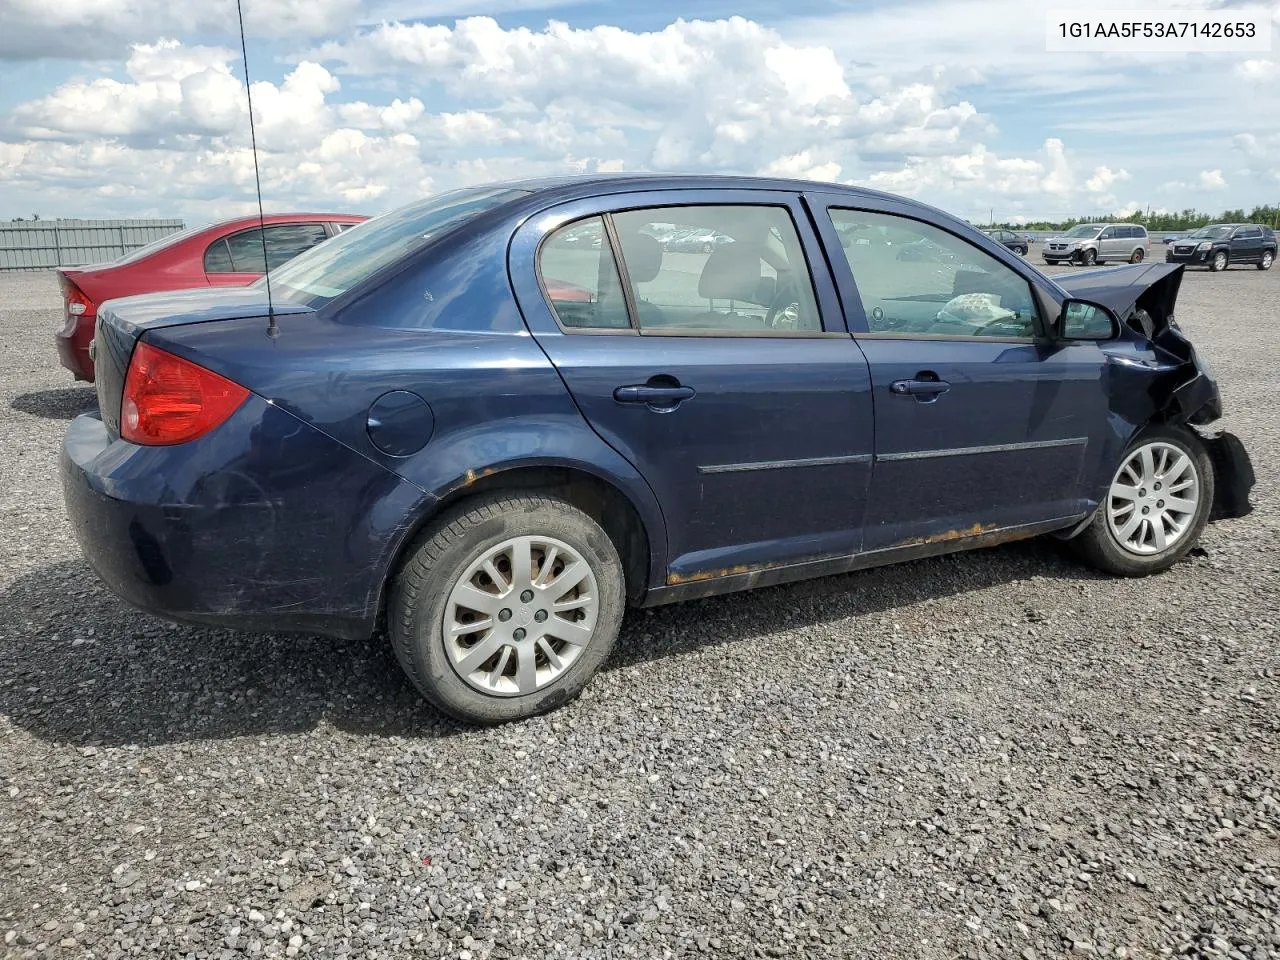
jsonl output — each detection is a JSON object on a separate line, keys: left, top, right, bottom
{"left": 61, "top": 399, "right": 430, "bottom": 640}
{"left": 55, "top": 314, "right": 95, "bottom": 381}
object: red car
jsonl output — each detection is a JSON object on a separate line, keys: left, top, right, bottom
{"left": 56, "top": 212, "right": 367, "bottom": 381}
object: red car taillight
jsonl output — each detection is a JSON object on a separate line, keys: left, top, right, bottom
{"left": 121, "top": 342, "right": 250, "bottom": 445}
{"left": 61, "top": 276, "right": 95, "bottom": 319}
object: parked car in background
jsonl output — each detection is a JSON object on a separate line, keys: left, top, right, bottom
{"left": 982, "top": 229, "right": 1029, "bottom": 255}
{"left": 1164, "top": 223, "right": 1276, "bottom": 272}
{"left": 1043, "top": 223, "right": 1150, "bottom": 265}
{"left": 61, "top": 175, "right": 1253, "bottom": 724}
{"left": 56, "top": 212, "right": 367, "bottom": 381}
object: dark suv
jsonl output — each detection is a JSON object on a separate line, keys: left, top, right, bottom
{"left": 1166, "top": 224, "right": 1277, "bottom": 272}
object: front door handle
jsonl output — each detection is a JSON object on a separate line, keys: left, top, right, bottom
{"left": 613, "top": 384, "right": 696, "bottom": 407}
{"left": 890, "top": 378, "right": 951, "bottom": 397}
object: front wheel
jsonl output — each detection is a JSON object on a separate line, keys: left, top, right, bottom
{"left": 1065, "top": 426, "right": 1213, "bottom": 577}
{"left": 1210, "top": 250, "right": 1228, "bottom": 272}
{"left": 1080, "top": 248, "right": 1097, "bottom": 266}
{"left": 1260, "top": 250, "right": 1274, "bottom": 270}
{"left": 389, "top": 493, "right": 626, "bottom": 724}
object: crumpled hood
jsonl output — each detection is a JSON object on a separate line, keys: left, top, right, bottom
{"left": 1055, "top": 262, "right": 1183, "bottom": 324}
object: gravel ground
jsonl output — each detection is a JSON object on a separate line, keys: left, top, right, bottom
{"left": 1, "top": 261, "right": 1277, "bottom": 960}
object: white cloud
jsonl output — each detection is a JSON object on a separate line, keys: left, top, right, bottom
{"left": 1236, "top": 59, "right": 1279, "bottom": 82}
{"left": 1085, "top": 165, "right": 1130, "bottom": 193}
{"left": 1198, "top": 169, "right": 1227, "bottom": 190}
{"left": 1, "top": 10, "right": 1276, "bottom": 223}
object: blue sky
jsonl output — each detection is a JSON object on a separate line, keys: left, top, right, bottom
{"left": 0, "top": 0, "right": 1276, "bottom": 225}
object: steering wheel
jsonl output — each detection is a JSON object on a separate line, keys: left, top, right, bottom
{"left": 765, "top": 278, "right": 803, "bottom": 329}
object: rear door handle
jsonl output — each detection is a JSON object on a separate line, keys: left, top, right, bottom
{"left": 613, "top": 384, "right": 696, "bottom": 405}
{"left": 890, "top": 378, "right": 951, "bottom": 397}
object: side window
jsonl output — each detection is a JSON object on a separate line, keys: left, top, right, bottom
{"left": 828, "top": 208, "right": 1040, "bottom": 339}
{"left": 262, "top": 223, "right": 330, "bottom": 270}
{"left": 224, "top": 229, "right": 268, "bottom": 273}
{"left": 1239, "top": 227, "right": 1261, "bottom": 239}
{"left": 539, "top": 216, "right": 630, "bottom": 329}
{"left": 1099, "top": 226, "right": 1116, "bottom": 239}
{"left": 203, "top": 238, "right": 234, "bottom": 273}
{"left": 610, "top": 205, "right": 822, "bottom": 334}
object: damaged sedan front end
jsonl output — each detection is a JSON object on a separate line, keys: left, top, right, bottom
{"left": 1052, "top": 261, "right": 1255, "bottom": 526}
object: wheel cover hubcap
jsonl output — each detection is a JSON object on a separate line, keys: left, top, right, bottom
{"left": 443, "top": 535, "right": 599, "bottom": 696}
{"left": 1106, "top": 442, "right": 1200, "bottom": 556}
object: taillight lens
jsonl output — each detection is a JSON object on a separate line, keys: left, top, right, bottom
{"left": 121, "top": 342, "right": 250, "bottom": 445}
{"left": 61, "top": 276, "right": 95, "bottom": 318}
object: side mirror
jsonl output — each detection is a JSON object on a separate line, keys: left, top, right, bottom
{"left": 1055, "top": 298, "right": 1119, "bottom": 340}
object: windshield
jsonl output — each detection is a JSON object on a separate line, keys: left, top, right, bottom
{"left": 113, "top": 224, "right": 207, "bottom": 264}
{"left": 1063, "top": 224, "right": 1103, "bottom": 238}
{"left": 263, "top": 186, "right": 530, "bottom": 305}
{"left": 1187, "top": 225, "right": 1232, "bottom": 239}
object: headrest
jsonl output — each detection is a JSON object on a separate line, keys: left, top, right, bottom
{"left": 617, "top": 232, "right": 662, "bottom": 284}
{"left": 698, "top": 244, "right": 761, "bottom": 302}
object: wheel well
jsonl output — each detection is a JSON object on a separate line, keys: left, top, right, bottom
{"left": 380, "top": 466, "right": 654, "bottom": 629}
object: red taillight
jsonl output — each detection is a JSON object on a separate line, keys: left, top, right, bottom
{"left": 121, "top": 342, "right": 249, "bottom": 445}
{"left": 60, "top": 276, "right": 95, "bottom": 319}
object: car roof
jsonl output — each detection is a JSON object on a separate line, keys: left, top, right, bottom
{"left": 453, "top": 172, "right": 991, "bottom": 240}
{"left": 485, "top": 172, "right": 938, "bottom": 215}
{"left": 206, "top": 212, "right": 367, "bottom": 231}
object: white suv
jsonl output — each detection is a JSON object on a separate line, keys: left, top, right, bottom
{"left": 1043, "top": 223, "right": 1150, "bottom": 266}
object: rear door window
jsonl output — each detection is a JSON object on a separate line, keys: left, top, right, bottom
{"left": 211, "top": 223, "right": 331, "bottom": 274}
{"left": 538, "top": 205, "right": 825, "bottom": 335}
{"left": 612, "top": 205, "right": 822, "bottom": 334}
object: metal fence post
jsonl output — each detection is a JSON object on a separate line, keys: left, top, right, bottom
{"left": 53, "top": 225, "right": 63, "bottom": 268}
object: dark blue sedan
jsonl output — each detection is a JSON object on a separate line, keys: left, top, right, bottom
{"left": 61, "top": 175, "right": 1254, "bottom": 724}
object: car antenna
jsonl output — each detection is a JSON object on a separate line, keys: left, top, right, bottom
{"left": 234, "top": 0, "right": 278, "bottom": 339}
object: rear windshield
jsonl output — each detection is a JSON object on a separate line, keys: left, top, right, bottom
{"left": 262, "top": 186, "right": 530, "bottom": 306}
{"left": 113, "top": 224, "right": 207, "bottom": 264}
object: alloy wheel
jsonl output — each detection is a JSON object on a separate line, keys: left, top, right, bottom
{"left": 443, "top": 535, "right": 599, "bottom": 696}
{"left": 1213, "top": 251, "right": 1228, "bottom": 271}
{"left": 1106, "top": 442, "right": 1200, "bottom": 556}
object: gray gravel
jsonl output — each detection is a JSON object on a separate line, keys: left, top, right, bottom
{"left": 1, "top": 261, "right": 1278, "bottom": 960}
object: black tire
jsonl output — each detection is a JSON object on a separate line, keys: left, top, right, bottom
{"left": 1130, "top": 248, "right": 1145, "bottom": 263}
{"left": 389, "top": 493, "right": 626, "bottom": 724}
{"left": 1210, "top": 250, "right": 1228, "bottom": 272}
{"left": 1080, "top": 248, "right": 1097, "bottom": 266}
{"left": 1065, "top": 425, "right": 1214, "bottom": 577}
{"left": 1260, "top": 250, "right": 1274, "bottom": 270}
{"left": 1017, "top": 245, "right": 1028, "bottom": 256}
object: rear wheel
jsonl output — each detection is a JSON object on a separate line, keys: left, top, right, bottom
{"left": 1211, "top": 250, "right": 1228, "bottom": 272}
{"left": 1066, "top": 426, "right": 1213, "bottom": 577}
{"left": 1129, "top": 248, "right": 1145, "bottom": 263}
{"left": 1260, "top": 250, "right": 1274, "bottom": 270}
{"left": 390, "top": 493, "right": 625, "bottom": 724}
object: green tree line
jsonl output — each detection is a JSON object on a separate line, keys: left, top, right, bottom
{"left": 1002, "top": 204, "right": 1279, "bottom": 233}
